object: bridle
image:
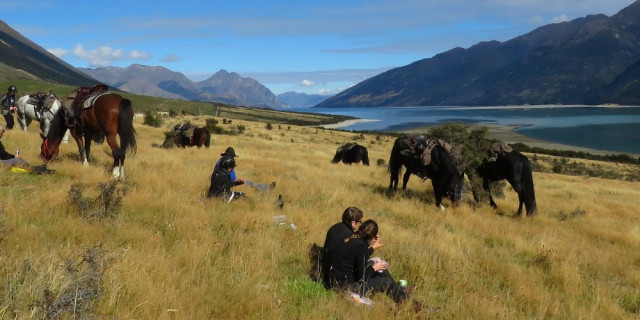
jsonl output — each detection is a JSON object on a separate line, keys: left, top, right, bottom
{"left": 40, "top": 138, "right": 59, "bottom": 163}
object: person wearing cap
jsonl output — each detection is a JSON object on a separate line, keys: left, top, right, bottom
{"left": 207, "top": 157, "right": 244, "bottom": 200}
{"left": 213, "top": 147, "right": 244, "bottom": 184}
{"left": 1, "top": 86, "right": 18, "bottom": 129}
{"left": 0, "top": 124, "right": 53, "bottom": 174}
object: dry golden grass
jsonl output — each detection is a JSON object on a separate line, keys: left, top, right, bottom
{"left": 1, "top": 115, "right": 640, "bottom": 319}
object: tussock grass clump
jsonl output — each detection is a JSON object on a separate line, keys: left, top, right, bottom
{"left": 68, "top": 181, "right": 129, "bottom": 220}
{"left": 34, "top": 245, "right": 111, "bottom": 320}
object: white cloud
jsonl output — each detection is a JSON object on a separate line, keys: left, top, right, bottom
{"left": 47, "top": 48, "right": 68, "bottom": 58}
{"left": 301, "top": 79, "right": 315, "bottom": 86}
{"left": 130, "top": 50, "right": 150, "bottom": 60}
{"left": 72, "top": 44, "right": 124, "bottom": 67}
{"left": 550, "top": 14, "right": 570, "bottom": 24}
{"left": 161, "top": 54, "right": 180, "bottom": 62}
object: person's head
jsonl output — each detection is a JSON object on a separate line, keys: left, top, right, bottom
{"left": 220, "top": 147, "right": 238, "bottom": 158}
{"left": 0, "top": 124, "right": 5, "bottom": 138}
{"left": 220, "top": 157, "right": 236, "bottom": 172}
{"left": 354, "top": 219, "right": 379, "bottom": 243}
{"left": 341, "top": 206, "right": 364, "bottom": 231}
{"left": 7, "top": 85, "right": 17, "bottom": 96}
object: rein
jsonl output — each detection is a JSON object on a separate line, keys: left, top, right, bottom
{"left": 41, "top": 138, "right": 59, "bottom": 162}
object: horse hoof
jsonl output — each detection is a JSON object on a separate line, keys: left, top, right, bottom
{"left": 439, "top": 204, "right": 445, "bottom": 211}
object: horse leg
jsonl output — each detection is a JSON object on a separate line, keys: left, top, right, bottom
{"left": 432, "top": 181, "right": 445, "bottom": 210}
{"left": 70, "top": 129, "right": 88, "bottom": 166}
{"left": 484, "top": 179, "right": 498, "bottom": 209}
{"left": 106, "top": 133, "right": 124, "bottom": 179}
{"left": 402, "top": 171, "right": 411, "bottom": 190}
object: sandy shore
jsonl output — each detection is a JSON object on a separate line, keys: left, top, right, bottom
{"left": 320, "top": 118, "right": 380, "bottom": 129}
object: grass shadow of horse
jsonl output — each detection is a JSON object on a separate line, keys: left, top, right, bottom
{"left": 369, "top": 183, "right": 435, "bottom": 206}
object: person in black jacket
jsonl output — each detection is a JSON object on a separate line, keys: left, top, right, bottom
{"left": 326, "top": 219, "right": 411, "bottom": 303}
{"left": 206, "top": 157, "right": 244, "bottom": 201}
{"left": 322, "top": 207, "right": 382, "bottom": 288}
{"left": 1, "top": 86, "right": 17, "bottom": 129}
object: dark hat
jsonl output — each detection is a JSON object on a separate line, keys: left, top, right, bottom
{"left": 220, "top": 147, "right": 238, "bottom": 157}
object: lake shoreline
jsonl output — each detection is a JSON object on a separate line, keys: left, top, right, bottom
{"left": 322, "top": 119, "right": 637, "bottom": 156}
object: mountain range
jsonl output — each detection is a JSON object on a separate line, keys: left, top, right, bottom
{"left": 4, "top": 1, "right": 640, "bottom": 109}
{"left": 317, "top": 0, "right": 640, "bottom": 107}
{"left": 79, "top": 65, "right": 290, "bottom": 109}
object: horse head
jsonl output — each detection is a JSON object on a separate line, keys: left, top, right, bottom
{"left": 39, "top": 132, "right": 59, "bottom": 163}
{"left": 331, "top": 147, "right": 344, "bottom": 163}
{"left": 444, "top": 172, "right": 464, "bottom": 207}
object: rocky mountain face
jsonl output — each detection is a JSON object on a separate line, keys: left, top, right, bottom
{"left": 317, "top": 0, "right": 640, "bottom": 107}
{"left": 0, "top": 20, "right": 99, "bottom": 85}
{"left": 277, "top": 91, "right": 331, "bottom": 108}
{"left": 81, "top": 66, "right": 288, "bottom": 109}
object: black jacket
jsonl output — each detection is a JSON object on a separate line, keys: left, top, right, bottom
{"left": 0, "top": 140, "right": 15, "bottom": 160}
{"left": 207, "top": 166, "right": 242, "bottom": 198}
{"left": 327, "top": 237, "right": 375, "bottom": 288}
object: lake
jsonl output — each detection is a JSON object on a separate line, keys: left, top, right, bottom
{"left": 297, "top": 105, "right": 640, "bottom": 154}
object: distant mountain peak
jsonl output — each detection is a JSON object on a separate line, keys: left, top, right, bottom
{"left": 316, "top": 1, "right": 640, "bottom": 107}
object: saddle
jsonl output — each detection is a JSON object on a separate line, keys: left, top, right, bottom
{"left": 65, "top": 84, "right": 108, "bottom": 126}
{"left": 487, "top": 141, "right": 513, "bottom": 162}
{"left": 173, "top": 123, "right": 195, "bottom": 146}
{"left": 27, "top": 91, "right": 56, "bottom": 119}
{"left": 337, "top": 142, "right": 357, "bottom": 153}
{"left": 420, "top": 139, "right": 451, "bottom": 167}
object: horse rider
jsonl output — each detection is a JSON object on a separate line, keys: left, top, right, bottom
{"left": 1, "top": 85, "right": 18, "bottom": 129}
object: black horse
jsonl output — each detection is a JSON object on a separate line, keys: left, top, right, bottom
{"left": 388, "top": 135, "right": 427, "bottom": 190}
{"left": 476, "top": 150, "right": 537, "bottom": 216}
{"left": 389, "top": 137, "right": 464, "bottom": 209}
{"left": 332, "top": 143, "right": 369, "bottom": 165}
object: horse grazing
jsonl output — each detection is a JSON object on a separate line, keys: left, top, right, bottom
{"left": 332, "top": 143, "right": 369, "bottom": 165}
{"left": 388, "top": 136, "right": 463, "bottom": 209}
{"left": 476, "top": 149, "right": 537, "bottom": 216}
{"left": 388, "top": 135, "right": 428, "bottom": 190}
{"left": 40, "top": 85, "right": 137, "bottom": 178}
{"left": 16, "top": 92, "right": 62, "bottom": 136}
{"left": 163, "top": 124, "right": 210, "bottom": 148}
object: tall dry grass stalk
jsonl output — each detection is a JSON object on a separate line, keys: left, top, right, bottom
{"left": 1, "top": 116, "right": 639, "bottom": 319}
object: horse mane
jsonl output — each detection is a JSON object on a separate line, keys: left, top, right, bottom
{"left": 47, "top": 108, "right": 68, "bottom": 140}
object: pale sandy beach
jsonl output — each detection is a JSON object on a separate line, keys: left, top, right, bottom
{"left": 320, "top": 118, "right": 380, "bottom": 129}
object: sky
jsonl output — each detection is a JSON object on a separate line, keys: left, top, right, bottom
{"left": 1, "top": 0, "right": 635, "bottom": 95}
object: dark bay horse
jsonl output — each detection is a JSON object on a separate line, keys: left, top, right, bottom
{"left": 389, "top": 136, "right": 464, "bottom": 209}
{"left": 332, "top": 143, "right": 369, "bottom": 165}
{"left": 476, "top": 150, "right": 537, "bottom": 216}
{"left": 40, "top": 88, "right": 137, "bottom": 178}
{"left": 163, "top": 124, "right": 210, "bottom": 148}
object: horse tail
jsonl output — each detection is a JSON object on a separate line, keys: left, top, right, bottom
{"left": 118, "top": 98, "right": 137, "bottom": 155}
{"left": 521, "top": 156, "right": 537, "bottom": 215}
{"left": 204, "top": 129, "right": 211, "bottom": 148}
{"left": 361, "top": 147, "right": 370, "bottom": 166}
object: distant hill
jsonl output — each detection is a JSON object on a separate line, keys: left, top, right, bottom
{"left": 277, "top": 91, "right": 331, "bottom": 108}
{"left": 81, "top": 65, "right": 288, "bottom": 109}
{"left": 317, "top": 0, "right": 640, "bottom": 107}
{"left": 0, "top": 20, "right": 99, "bottom": 86}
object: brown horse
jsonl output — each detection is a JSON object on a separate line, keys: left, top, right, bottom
{"left": 40, "top": 86, "right": 137, "bottom": 178}
{"left": 163, "top": 124, "right": 210, "bottom": 148}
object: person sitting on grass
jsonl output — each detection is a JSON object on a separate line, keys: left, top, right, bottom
{"left": 326, "top": 219, "right": 412, "bottom": 304}
{"left": 207, "top": 157, "right": 244, "bottom": 201}
{"left": 0, "top": 124, "right": 53, "bottom": 174}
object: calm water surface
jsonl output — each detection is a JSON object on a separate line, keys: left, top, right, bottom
{"left": 299, "top": 105, "right": 640, "bottom": 154}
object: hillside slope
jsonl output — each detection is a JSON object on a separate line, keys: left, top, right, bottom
{"left": 317, "top": 1, "right": 640, "bottom": 107}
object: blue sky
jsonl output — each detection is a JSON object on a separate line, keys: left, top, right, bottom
{"left": 1, "top": 0, "right": 634, "bottom": 95}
